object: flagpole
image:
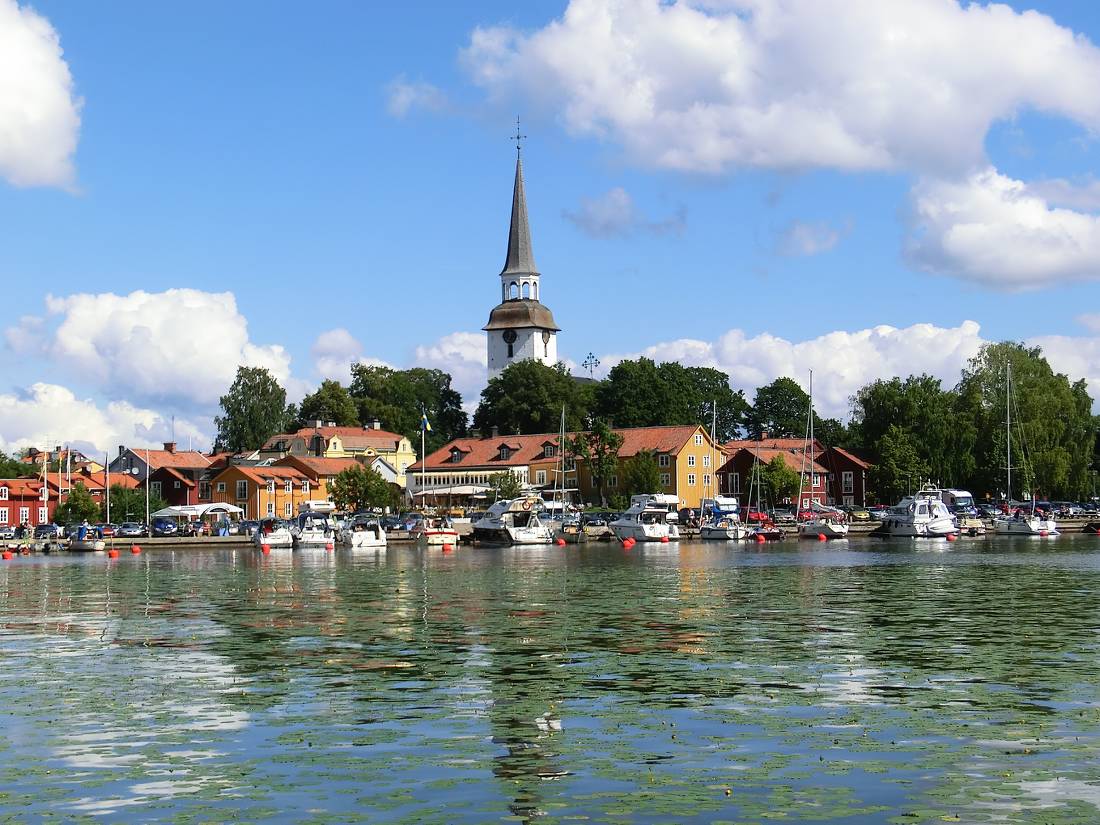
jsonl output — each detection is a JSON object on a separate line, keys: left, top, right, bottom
{"left": 105, "top": 451, "right": 111, "bottom": 524}
{"left": 145, "top": 448, "right": 150, "bottom": 529}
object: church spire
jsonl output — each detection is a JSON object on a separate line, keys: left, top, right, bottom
{"left": 501, "top": 119, "right": 538, "bottom": 278}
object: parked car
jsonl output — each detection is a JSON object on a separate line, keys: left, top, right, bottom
{"left": 867, "top": 506, "right": 890, "bottom": 520}
{"left": 117, "top": 522, "right": 146, "bottom": 538}
{"left": 0, "top": 525, "right": 15, "bottom": 540}
{"left": 34, "top": 523, "right": 64, "bottom": 539}
{"left": 840, "top": 505, "right": 872, "bottom": 522}
{"left": 151, "top": 519, "right": 178, "bottom": 537}
{"left": 239, "top": 520, "right": 260, "bottom": 536}
{"left": 741, "top": 506, "right": 770, "bottom": 524}
{"left": 771, "top": 507, "right": 795, "bottom": 523}
{"left": 96, "top": 523, "right": 118, "bottom": 537}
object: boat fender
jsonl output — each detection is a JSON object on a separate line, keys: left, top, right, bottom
{"left": 522, "top": 500, "right": 532, "bottom": 511}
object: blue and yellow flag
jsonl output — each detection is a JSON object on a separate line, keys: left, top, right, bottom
{"left": 420, "top": 413, "right": 431, "bottom": 432}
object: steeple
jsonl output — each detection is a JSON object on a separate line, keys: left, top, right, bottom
{"left": 500, "top": 147, "right": 539, "bottom": 278}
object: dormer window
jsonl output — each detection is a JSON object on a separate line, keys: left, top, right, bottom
{"left": 450, "top": 449, "right": 464, "bottom": 464}
{"left": 499, "top": 446, "right": 510, "bottom": 461}
{"left": 543, "top": 444, "right": 557, "bottom": 459}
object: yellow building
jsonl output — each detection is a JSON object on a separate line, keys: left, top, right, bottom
{"left": 259, "top": 421, "right": 418, "bottom": 488}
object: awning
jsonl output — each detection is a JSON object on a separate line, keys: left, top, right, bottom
{"left": 413, "top": 484, "right": 491, "bottom": 496}
{"left": 151, "top": 503, "right": 245, "bottom": 518}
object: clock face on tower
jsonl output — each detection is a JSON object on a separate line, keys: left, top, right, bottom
{"left": 502, "top": 330, "right": 517, "bottom": 344}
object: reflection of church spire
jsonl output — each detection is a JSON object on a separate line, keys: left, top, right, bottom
{"left": 501, "top": 117, "right": 538, "bottom": 279}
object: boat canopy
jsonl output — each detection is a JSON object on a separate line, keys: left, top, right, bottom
{"left": 151, "top": 503, "right": 244, "bottom": 518}
{"left": 809, "top": 501, "right": 843, "bottom": 515}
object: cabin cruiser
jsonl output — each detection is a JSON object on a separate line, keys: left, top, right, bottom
{"left": 994, "top": 506, "right": 1058, "bottom": 536}
{"left": 254, "top": 517, "right": 294, "bottom": 549}
{"left": 472, "top": 497, "right": 553, "bottom": 545}
{"left": 874, "top": 487, "right": 958, "bottom": 538}
{"left": 610, "top": 495, "right": 681, "bottom": 542}
{"left": 699, "top": 496, "right": 748, "bottom": 540}
{"left": 67, "top": 522, "right": 105, "bottom": 552}
{"left": 797, "top": 502, "right": 850, "bottom": 539}
{"left": 292, "top": 511, "right": 335, "bottom": 548}
{"left": 554, "top": 513, "right": 587, "bottom": 544}
{"left": 337, "top": 514, "right": 387, "bottom": 549}
{"left": 411, "top": 516, "right": 460, "bottom": 546}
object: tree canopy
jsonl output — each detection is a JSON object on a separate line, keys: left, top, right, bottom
{"left": 55, "top": 483, "right": 100, "bottom": 525}
{"left": 349, "top": 365, "right": 466, "bottom": 453}
{"left": 0, "top": 452, "right": 36, "bottom": 478}
{"left": 328, "top": 464, "right": 397, "bottom": 511}
{"left": 473, "top": 361, "right": 592, "bottom": 436}
{"left": 621, "top": 450, "right": 662, "bottom": 499}
{"left": 568, "top": 419, "right": 624, "bottom": 507}
{"left": 104, "top": 484, "right": 167, "bottom": 524}
{"left": 746, "top": 377, "right": 810, "bottom": 439}
{"left": 215, "top": 367, "right": 296, "bottom": 452}
{"left": 294, "top": 380, "right": 359, "bottom": 428}
{"left": 488, "top": 471, "right": 523, "bottom": 500}
{"left": 761, "top": 455, "right": 801, "bottom": 504}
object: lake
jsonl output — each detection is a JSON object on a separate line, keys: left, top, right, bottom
{"left": 1, "top": 536, "right": 1099, "bottom": 823}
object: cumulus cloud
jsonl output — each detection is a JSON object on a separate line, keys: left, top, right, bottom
{"left": 0, "top": 0, "right": 82, "bottom": 188}
{"left": 8, "top": 289, "right": 291, "bottom": 410}
{"left": 386, "top": 76, "right": 449, "bottom": 117}
{"left": 310, "top": 328, "right": 393, "bottom": 384}
{"left": 1028, "top": 177, "right": 1100, "bottom": 211}
{"left": 1027, "top": 333, "right": 1100, "bottom": 404}
{"left": 906, "top": 168, "right": 1100, "bottom": 289}
{"left": 563, "top": 187, "right": 686, "bottom": 238}
{"left": 777, "top": 220, "right": 846, "bottom": 256}
{"left": 0, "top": 382, "right": 209, "bottom": 457}
{"left": 600, "top": 320, "right": 987, "bottom": 418}
{"left": 462, "top": 0, "right": 1100, "bottom": 177}
{"left": 413, "top": 331, "right": 487, "bottom": 407}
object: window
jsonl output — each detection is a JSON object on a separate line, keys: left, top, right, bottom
{"left": 507, "top": 343, "right": 514, "bottom": 358}
{"left": 543, "top": 444, "right": 556, "bottom": 459}
{"left": 703, "top": 455, "right": 710, "bottom": 467}
{"left": 499, "top": 446, "right": 510, "bottom": 461}
{"left": 660, "top": 473, "right": 671, "bottom": 486}
{"left": 535, "top": 470, "right": 546, "bottom": 485}
{"left": 450, "top": 449, "right": 463, "bottom": 463}
{"left": 40, "top": 487, "right": 48, "bottom": 501}
{"left": 284, "top": 502, "right": 293, "bottom": 517}
{"left": 694, "top": 434, "right": 703, "bottom": 446}
{"left": 216, "top": 482, "right": 226, "bottom": 493}
{"left": 658, "top": 454, "right": 670, "bottom": 468}
{"left": 173, "top": 480, "right": 181, "bottom": 489}
{"left": 0, "top": 509, "right": 7, "bottom": 524}
{"left": 703, "top": 474, "right": 711, "bottom": 488}
{"left": 802, "top": 498, "right": 810, "bottom": 509}
{"left": 564, "top": 457, "right": 576, "bottom": 472}
{"left": 843, "top": 495, "right": 854, "bottom": 506}
{"left": 236, "top": 480, "right": 248, "bottom": 500}
{"left": 19, "top": 507, "right": 29, "bottom": 525}
{"left": 284, "top": 480, "right": 293, "bottom": 494}
{"left": 812, "top": 473, "right": 820, "bottom": 488}
{"left": 0, "top": 487, "right": 7, "bottom": 500}
{"left": 38, "top": 506, "right": 47, "bottom": 524}
{"left": 303, "top": 481, "right": 310, "bottom": 494}
{"left": 267, "top": 502, "right": 275, "bottom": 516}
{"left": 609, "top": 475, "right": 618, "bottom": 488}
{"left": 199, "top": 482, "right": 211, "bottom": 500}
{"left": 687, "top": 473, "right": 696, "bottom": 486}
{"left": 842, "top": 471, "right": 854, "bottom": 493}
{"left": 151, "top": 481, "right": 162, "bottom": 497}
{"left": 732, "top": 473, "right": 740, "bottom": 494}
{"left": 687, "top": 455, "right": 696, "bottom": 467}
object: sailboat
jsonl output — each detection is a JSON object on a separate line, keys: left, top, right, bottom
{"left": 551, "top": 407, "right": 585, "bottom": 544}
{"left": 743, "top": 448, "right": 782, "bottom": 541}
{"left": 796, "top": 371, "right": 849, "bottom": 539}
{"left": 700, "top": 401, "right": 748, "bottom": 540}
{"left": 993, "top": 362, "right": 1058, "bottom": 536}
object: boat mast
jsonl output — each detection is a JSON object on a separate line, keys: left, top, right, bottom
{"left": 709, "top": 400, "right": 716, "bottom": 503}
{"left": 1006, "top": 361, "right": 1012, "bottom": 506}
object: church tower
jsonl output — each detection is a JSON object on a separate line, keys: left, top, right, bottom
{"left": 483, "top": 133, "right": 560, "bottom": 382}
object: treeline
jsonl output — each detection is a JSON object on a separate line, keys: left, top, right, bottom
{"left": 211, "top": 341, "right": 1099, "bottom": 500}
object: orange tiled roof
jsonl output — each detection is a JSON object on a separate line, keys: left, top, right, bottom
{"left": 151, "top": 466, "right": 197, "bottom": 486}
{"left": 263, "top": 426, "right": 408, "bottom": 452}
{"left": 275, "top": 456, "right": 361, "bottom": 478}
{"left": 140, "top": 449, "right": 212, "bottom": 471}
{"left": 723, "top": 437, "right": 823, "bottom": 454}
{"left": 825, "top": 446, "right": 872, "bottom": 470}
{"left": 718, "top": 447, "right": 829, "bottom": 475}
{"left": 233, "top": 466, "right": 311, "bottom": 484}
{"left": 0, "top": 478, "right": 45, "bottom": 497}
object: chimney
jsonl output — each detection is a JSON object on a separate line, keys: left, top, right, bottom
{"left": 312, "top": 420, "right": 324, "bottom": 428}
{"left": 469, "top": 428, "right": 480, "bottom": 439}
{"left": 326, "top": 421, "right": 336, "bottom": 427}
{"left": 491, "top": 425, "right": 499, "bottom": 439}
{"left": 370, "top": 418, "right": 381, "bottom": 430}
{"left": 163, "top": 442, "right": 176, "bottom": 453}
{"left": 760, "top": 431, "right": 769, "bottom": 441}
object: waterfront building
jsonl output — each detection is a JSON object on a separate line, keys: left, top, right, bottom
{"left": 716, "top": 447, "right": 832, "bottom": 508}
{"left": 258, "top": 421, "right": 417, "bottom": 488}
{"left": 108, "top": 442, "right": 212, "bottom": 485}
{"left": 484, "top": 142, "right": 560, "bottom": 382}
{"left": 207, "top": 464, "right": 314, "bottom": 520}
{"left": 0, "top": 479, "right": 55, "bottom": 527}
{"left": 820, "top": 446, "right": 872, "bottom": 507}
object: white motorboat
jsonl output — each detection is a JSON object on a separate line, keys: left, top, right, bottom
{"left": 874, "top": 487, "right": 959, "bottom": 538}
{"left": 254, "top": 518, "right": 294, "bottom": 548}
{"left": 699, "top": 496, "right": 748, "bottom": 540}
{"left": 609, "top": 495, "right": 680, "bottom": 542}
{"left": 66, "top": 523, "right": 105, "bottom": 552}
{"left": 411, "top": 516, "right": 460, "bottom": 546}
{"left": 472, "top": 497, "right": 553, "bottom": 545}
{"left": 797, "top": 512, "right": 850, "bottom": 539}
{"left": 292, "top": 511, "right": 335, "bottom": 548}
{"left": 337, "top": 515, "right": 387, "bottom": 549}
{"left": 554, "top": 514, "right": 587, "bottom": 544}
{"left": 992, "top": 362, "right": 1058, "bottom": 537}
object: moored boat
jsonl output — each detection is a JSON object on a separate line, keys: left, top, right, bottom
{"left": 872, "top": 486, "right": 959, "bottom": 538}
{"left": 292, "top": 511, "right": 335, "bottom": 548}
{"left": 609, "top": 495, "right": 680, "bottom": 542}
{"left": 412, "top": 516, "right": 460, "bottom": 546}
{"left": 66, "top": 523, "right": 105, "bottom": 552}
{"left": 337, "top": 515, "right": 387, "bottom": 549}
{"left": 472, "top": 497, "right": 553, "bottom": 545}
{"left": 254, "top": 518, "right": 294, "bottom": 549}
{"left": 699, "top": 496, "right": 747, "bottom": 540}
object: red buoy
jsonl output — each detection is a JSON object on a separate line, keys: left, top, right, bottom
{"left": 755, "top": 533, "right": 766, "bottom": 543}
{"left": 261, "top": 545, "right": 271, "bottom": 555}
{"left": 1, "top": 551, "right": 11, "bottom": 561}
{"left": 107, "top": 549, "right": 120, "bottom": 559}
{"left": 1039, "top": 530, "right": 1049, "bottom": 537}
{"left": 621, "top": 540, "right": 631, "bottom": 549}
{"left": 660, "top": 536, "right": 670, "bottom": 543}
{"left": 556, "top": 538, "right": 566, "bottom": 547}
{"left": 817, "top": 533, "right": 827, "bottom": 541}
{"left": 442, "top": 543, "right": 453, "bottom": 553}
{"left": 946, "top": 533, "right": 957, "bottom": 542}
{"left": 325, "top": 543, "right": 334, "bottom": 551}
{"left": 130, "top": 544, "right": 141, "bottom": 555}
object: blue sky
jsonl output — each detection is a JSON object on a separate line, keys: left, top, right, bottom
{"left": 4, "top": 0, "right": 1100, "bottom": 453}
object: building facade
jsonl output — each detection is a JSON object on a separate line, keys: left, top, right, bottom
{"left": 207, "top": 465, "right": 314, "bottom": 520}
{"left": 0, "top": 479, "right": 55, "bottom": 527}
{"left": 259, "top": 422, "right": 417, "bottom": 488}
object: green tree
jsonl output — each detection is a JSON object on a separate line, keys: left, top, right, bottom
{"left": 473, "top": 361, "right": 592, "bottom": 436}
{"left": 329, "top": 464, "right": 396, "bottom": 511}
{"left": 746, "top": 377, "right": 811, "bottom": 439}
{"left": 349, "top": 365, "right": 467, "bottom": 453}
{"left": 294, "top": 380, "right": 360, "bottom": 428}
{"left": 568, "top": 419, "right": 624, "bottom": 506}
{"left": 761, "top": 455, "right": 801, "bottom": 504}
{"left": 0, "top": 452, "right": 36, "bottom": 478}
{"left": 621, "top": 450, "right": 662, "bottom": 498}
{"left": 488, "top": 471, "right": 523, "bottom": 500}
{"left": 869, "top": 425, "right": 929, "bottom": 503}
{"left": 55, "top": 482, "right": 100, "bottom": 525}
{"left": 214, "top": 367, "right": 296, "bottom": 452}
{"left": 103, "top": 484, "right": 167, "bottom": 524}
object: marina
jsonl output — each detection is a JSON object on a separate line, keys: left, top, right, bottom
{"left": 2, "top": 536, "right": 1100, "bottom": 822}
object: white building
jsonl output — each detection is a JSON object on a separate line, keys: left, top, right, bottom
{"left": 484, "top": 146, "right": 560, "bottom": 381}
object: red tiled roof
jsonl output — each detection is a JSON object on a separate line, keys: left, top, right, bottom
{"left": 262, "top": 426, "right": 408, "bottom": 452}
{"left": 234, "top": 466, "right": 311, "bottom": 484}
{"left": 718, "top": 447, "right": 829, "bottom": 475}
{"left": 0, "top": 478, "right": 45, "bottom": 497}
{"left": 139, "top": 449, "right": 212, "bottom": 471}
{"left": 723, "top": 437, "right": 823, "bottom": 454}
{"left": 824, "top": 446, "right": 872, "bottom": 470}
{"left": 275, "top": 456, "right": 361, "bottom": 479}
{"left": 615, "top": 425, "right": 702, "bottom": 458}
{"left": 151, "top": 466, "right": 197, "bottom": 487}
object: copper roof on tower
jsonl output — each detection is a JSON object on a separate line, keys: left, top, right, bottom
{"left": 500, "top": 153, "right": 538, "bottom": 278}
{"left": 483, "top": 299, "right": 560, "bottom": 331}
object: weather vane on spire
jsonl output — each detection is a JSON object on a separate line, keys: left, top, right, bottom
{"left": 510, "top": 116, "right": 526, "bottom": 153}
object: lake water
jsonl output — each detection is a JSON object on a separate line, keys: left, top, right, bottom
{"left": 2, "top": 536, "right": 1100, "bottom": 823}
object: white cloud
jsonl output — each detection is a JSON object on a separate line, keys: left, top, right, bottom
{"left": 9, "top": 289, "right": 291, "bottom": 410}
{"left": 1077, "top": 313, "right": 1100, "bottom": 334}
{"left": 906, "top": 168, "right": 1100, "bottom": 288}
{"left": 413, "top": 331, "right": 487, "bottom": 407}
{"left": 563, "top": 187, "right": 686, "bottom": 238}
{"left": 386, "top": 76, "right": 449, "bottom": 117}
{"left": 1028, "top": 177, "right": 1100, "bottom": 211}
{"left": 600, "top": 320, "right": 987, "bottom": 419}
{"left": 1027, "top": 334, "right": 1100, "bottom": 404}
{"left": 0, "top": 382, "right": 209, "bottom": 458}
{"left": 777, "top": 220, "right": 845, "bottom": 256}
{"left": 0, "top": 0, "right": 81, "bottom": 188}
{"left": 310, "top": 328, "right": 392, "bottom": 384}
{"left": 462, "top": 0, "right": 1100, "bottom": 177}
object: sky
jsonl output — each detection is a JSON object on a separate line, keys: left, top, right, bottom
{"left": 4, "top": 0, "right": 1100, "bottom": 457}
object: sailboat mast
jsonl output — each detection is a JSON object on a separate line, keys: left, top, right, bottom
{"left": 1006, "top": 361, "right": 1012, "bottom": 505}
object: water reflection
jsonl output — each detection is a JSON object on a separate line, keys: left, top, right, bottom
{"left": 0, "top": 537, "right": 1098, "bottom": 821}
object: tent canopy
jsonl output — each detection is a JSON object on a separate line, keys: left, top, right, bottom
{"left": 151, "top": 503, "right": 244, "bottom": 518}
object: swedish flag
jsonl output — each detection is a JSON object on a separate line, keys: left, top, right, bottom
{"left": 420, "top": 413, "right": 431, "bottom": 432}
